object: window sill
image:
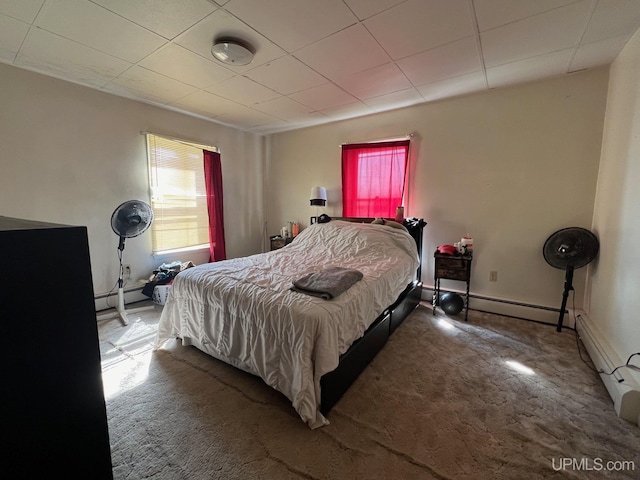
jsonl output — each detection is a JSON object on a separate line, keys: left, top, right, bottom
{"left": 153, "top": 244, "right": 209, "bottom": 257}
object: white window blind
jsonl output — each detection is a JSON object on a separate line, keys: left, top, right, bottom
{"left": 146, "top": 134, "right": 209, "bottom": 253}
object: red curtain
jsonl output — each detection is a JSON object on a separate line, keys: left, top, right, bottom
{"left": 342, "top": 140, "right": 409, "bottom": 218}
{"left": 203, "top": 150, "right": 226, "bottom": 262}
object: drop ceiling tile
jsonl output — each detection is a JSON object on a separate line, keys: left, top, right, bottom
{"left": 397, "top": 36, "right": 482, "bottom": 86}
{"left": 168, "top": 104, "right": 217, "bottom": 121}
{"left": 474, "top": 0, "right": 578, "bottom": 32}
{"left": 486, "top": 49, "right": 573, "bottom": 88}
{"left": 295, "top": 24, "right": 390, "bottom": 79}
{"left": 252, "top": 95, "right": 314, "bottom": 120}
{"left": 225, "top": 0, "right": 357, "bottom": 52}
{"left": 15, "top": 27, "right": 131, "bottom": 87}
{"left": 343, "top": 0, "right": 406, "bottom": 20}
{"left": 171, "top": 89, "right": 240, "bottom": 116}
{"left": 481, "top": 1, "right": 591, "bottom": 68}
{"left": 333, "top": 62, "right": 412, "bottom": 100}
{"left": 288, "top": 83, "right": 357, "bottom": 110}
{"left": 364, "top": 0, "right": 475, "bottom": 60}
{"left": 0, "top": 14, "right": 29, "bottom": 63}
{"left": 363, "top": 87, "right": 424, "bottom": 112}
{"left": 582, "top": 0, "right": 640, "bottom": 44}
{"left": 215, "top": 104, "right": 279, "bottom": 128}
{"left": 571, "top": 35, "right": 631, "bottom": 71}
{"left": 91, "top": 0, "right": 217, "bottom": 40}
{"left": 0, "top": 0, "right": 45, "bottom": 23}
{"left": 2, "top": 0, "right": 638, "bottom": 135}
{"left": 416, "top": 71, "right": 487, "bottom": 101}
{"left": 206, "top": 75, "right": 280, "bottom": 104}
{"left": 174, "top": 8, "right": 285, "bottom": 72}
{"left": 139, "top": 43, "right": 234, "bottom": 88}
{"left": 35, "top": 0, "right": 165, "bottom": 63}
{"left": 104, "top": 66, "right": 198, "bottom": 104}
{"left": 319, "top": 101, "right": 374, "bottom": 120}
{"left": 281, "top": 111, "right": 330, "bottom": 129}
{"left": 252, "top": 121, "right": 291, "bottom": 135}
{"left": 244, "top": 55, "right": 327, "bottom": 95}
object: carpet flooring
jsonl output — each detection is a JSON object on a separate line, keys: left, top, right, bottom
{"left": 98, "top": 303, "right": 640, "bottom": 479}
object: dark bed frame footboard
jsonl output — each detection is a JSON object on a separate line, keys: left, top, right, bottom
{"left": 319, "top": 217, "right": 426, "bottom": 415}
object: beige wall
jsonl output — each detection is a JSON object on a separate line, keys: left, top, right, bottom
{"left": 589, "top": 30, "right": 640, "bottom": 358}
{"left": 0, "top": 63, "right": 266, "bottom": 305}
{"left": 0, "top": 59, "right": 615, "bottom": 326}
{"left": 268, "top": 68, "right": 610, "bottom": 322}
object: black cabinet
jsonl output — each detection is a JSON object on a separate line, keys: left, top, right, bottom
{"left": 0, "top": 217, "right": 113, "bottom": 479}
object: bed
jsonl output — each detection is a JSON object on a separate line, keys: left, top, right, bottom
{"left": 154, "top": 217, "right": 426, "bottom": 428}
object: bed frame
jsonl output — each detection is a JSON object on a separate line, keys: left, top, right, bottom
{"left": 319, "top": 217, "right": 426, "bottom": 415}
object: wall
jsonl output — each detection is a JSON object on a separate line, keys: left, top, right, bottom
{"left": 589, "top": 30, "right": 640, "bottom": 376}
{"left": 267, "top": 68, "right": 609, "bottom": 323}
{"left": 0, "top": 63, "right": 266, "bottom": 309}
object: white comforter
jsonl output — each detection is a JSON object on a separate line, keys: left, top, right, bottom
{"left": 154, "top": 220, "right": 419, "bottom": 428}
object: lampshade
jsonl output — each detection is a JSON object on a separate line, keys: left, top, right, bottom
{"left": 310, "top": 186, "right": 327, "bottom": 206}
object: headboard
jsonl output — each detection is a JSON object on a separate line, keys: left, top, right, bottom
{"left": 333, "top": 217, "right": 427, "bottom": 281}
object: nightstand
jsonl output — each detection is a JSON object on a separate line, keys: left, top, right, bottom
{"left": 270, "top": 235, "right": 293, "bottom": 251}
{"left": 433, "top": 251, "right": 472, "bottom": 320}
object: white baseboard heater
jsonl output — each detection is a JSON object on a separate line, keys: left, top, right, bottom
{"left": 94, "top": 285, "right": 147, "bottom": 314}
{"left": 422, "top": 286, "right": 567, "bottom": 326}
{"left": 576, "top": 312, "right": 640, "bottom": 426}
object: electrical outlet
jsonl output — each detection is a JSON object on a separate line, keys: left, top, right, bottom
{"left": 124, "top": 264, "right": 131, "bottom": 281}
{"left": 489, "top": 270, "right": 498, "bottom": 282}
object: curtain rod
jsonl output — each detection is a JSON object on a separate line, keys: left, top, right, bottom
{"left": 140, "top": 131, "right": 220, "bottom": 153}
{"left": 339, "top": 132, "right": 414, "bottom": 146}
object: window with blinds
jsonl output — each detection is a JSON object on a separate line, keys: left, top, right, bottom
{"left": 146, "top": 134, "right": 209, "bottom": 253}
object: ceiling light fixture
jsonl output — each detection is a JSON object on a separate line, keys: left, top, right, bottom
{"left": 211, "top": 37, "right": 254, "bottom": 66}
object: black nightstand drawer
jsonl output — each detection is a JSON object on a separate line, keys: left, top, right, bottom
{"left": 436, "top": 256, "right": 467, "bottom": 270}
{"left": 436, "top": 267, "right": 468, "bottom": 281}
{"left": 270, "top": 236, "right": 293, "bottom": 250}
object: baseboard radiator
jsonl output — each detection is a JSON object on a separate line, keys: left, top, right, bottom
{"left": 94, "top": 286, "right": 146, "bottom": 313}
{"left": 422, "top": 285, "right": 568, "bottom": 326}
{"left": 576, "top": 312, "right": 640, "bottom": 426}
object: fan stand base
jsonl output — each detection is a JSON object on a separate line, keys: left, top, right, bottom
{"left": 556, "top": 265, "right": 574, "bottom": 332}
{"left": 96, "top": 287, "right": 154, "bottom": 326}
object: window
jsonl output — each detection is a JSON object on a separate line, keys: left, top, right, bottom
{"left": 146, "top": 134, "right": 210, "bottom": 253}
{"left": 341, "top": 140, "right": 410, "bottom": 218}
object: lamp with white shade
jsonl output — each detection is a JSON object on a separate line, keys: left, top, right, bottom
{"left": 310, "top": 186, "right": 327, "bottom": 224}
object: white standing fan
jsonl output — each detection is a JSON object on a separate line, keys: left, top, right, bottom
{"left": 97, "top": 200, "right": 154, "bottom": 326}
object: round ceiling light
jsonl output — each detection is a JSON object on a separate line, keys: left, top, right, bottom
{"left": 211, "top": 37, "right": 254, "bottom": 66}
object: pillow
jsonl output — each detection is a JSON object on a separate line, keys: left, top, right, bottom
{"left": 371, "top": 218, "right": 408, "bottom": 232}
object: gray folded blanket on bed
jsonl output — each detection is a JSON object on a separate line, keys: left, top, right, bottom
{"left": 291, "top": 266, "right": 364, "bottom": 300}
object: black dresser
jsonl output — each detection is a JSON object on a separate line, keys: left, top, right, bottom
{"left": 0, "top": 216, "right": 113, "bottom": 479}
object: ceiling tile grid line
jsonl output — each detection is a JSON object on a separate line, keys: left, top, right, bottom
{"left": 564, "top": 0, "right": 600, "bottom": 73}
{"left": 467, "top": 0, "right": 490, "bottom": 90}
{"left": 1, "top": 0, "right": 640, "bottom": 134}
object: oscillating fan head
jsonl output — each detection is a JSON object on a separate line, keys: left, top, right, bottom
{"left": 111, "top": 200, "right": 154, "bottom": 238}
{"left": 543, "top": 227, "right": 599, "bottom": 270}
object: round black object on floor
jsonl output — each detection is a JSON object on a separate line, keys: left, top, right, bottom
{"left": 440, "top": 292, "right": 464, "bottom": 315}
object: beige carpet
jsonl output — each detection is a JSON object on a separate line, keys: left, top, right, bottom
{"left": 98, "top": 303, "right": 640, "bottom": 479}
